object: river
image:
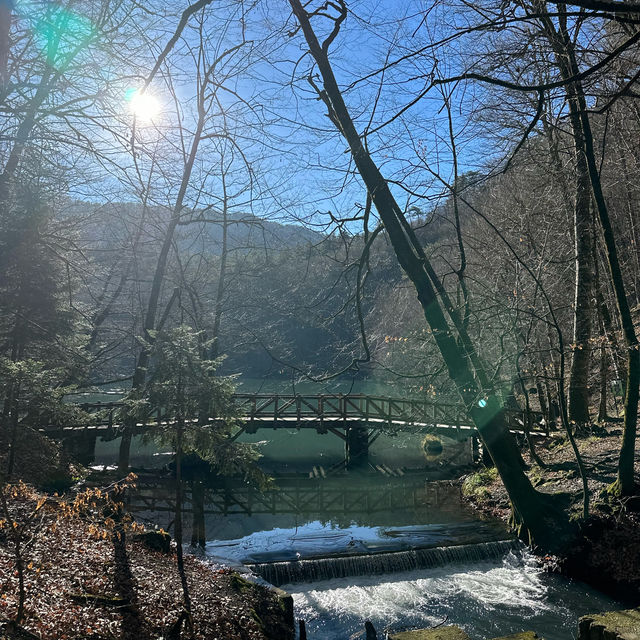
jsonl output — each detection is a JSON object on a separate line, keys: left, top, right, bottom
{"left": 119, "top": 466, "right": 620, "bottom": 639}
{"left": 285, "top": 548, "right": 617, "bottom": 639}
{"left": 86, "top": 380, "right": 621, "bottom": 639}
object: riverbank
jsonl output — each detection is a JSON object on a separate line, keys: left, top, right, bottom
{"left": 0, "top": 478, "right": 294, "bottom": 640}
{"left": 461, "top": 423, "right": 640, "bottom": 603}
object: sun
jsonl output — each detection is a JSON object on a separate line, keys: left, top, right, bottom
{"left": 126, "top": 89, "right": 161, "bottom": 122}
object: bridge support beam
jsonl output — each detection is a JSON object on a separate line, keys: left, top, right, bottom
{"left": 477, "top": 436, "right": 494, "bottom": 467}
{"left": 345, "top": 425, "right": 369, "bottom": 470}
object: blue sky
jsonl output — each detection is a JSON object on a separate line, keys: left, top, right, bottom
{"left": 6, "top": 0, "right": 553, "bottom": 232}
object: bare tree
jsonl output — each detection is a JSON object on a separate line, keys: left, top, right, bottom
{"left": 286, "top": 0, "right": 574, "bottom": 550}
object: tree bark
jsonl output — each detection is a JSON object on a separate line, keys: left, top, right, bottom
{"left": 174, "top": 422, "right": 194, "bottom": 637}
{"left": 210, "top": 168, "right": 229, "bottom": 359}
{"left": 540, "top": 68, "right": 593, "bottom": 427}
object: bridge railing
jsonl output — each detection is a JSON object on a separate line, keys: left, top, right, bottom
{"left": 231, "top": 393, "right": 546, "bottom": 433}
{"left": 50, "top": 393, "right": 547, "bottom": 434}
{"left": 232, "top": 393, "right": 468, "bottom": 423}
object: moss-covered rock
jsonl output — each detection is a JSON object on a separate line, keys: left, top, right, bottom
{"left": 578, "top": 607, "right": 640, "bottom": 639}
{"left": 462, "top": 468, "right": 498, "bottom": 501}
{"left": 388, "top": 626, "right": 471, "bottom": 640}
{"left": 228, "top": 574, "right": 294, "bottom": 639}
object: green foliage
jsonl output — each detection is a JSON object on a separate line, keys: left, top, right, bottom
{"left": 461, "top": 467, "right": 499, "bottom": 500}
{"left": 122, "top": 326, "right": 264, "bottom": 481}
{"left": 0, "top": 186, "right": 81, "bottom": 362}
{"left": 0, "top": 358, "right": 88, "bottom": 430}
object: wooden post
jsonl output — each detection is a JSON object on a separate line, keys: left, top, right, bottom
{"left": 481, "top": 439, "right": 495, "bottom": 467}
{"left": 472, "top": 434, "right": 480, "bottom": 462}
{"left": 346, "top": 425, "right": 369, "bottom": 470}
{"left": 273, "top": 395, "right": 278, "bottom": 428}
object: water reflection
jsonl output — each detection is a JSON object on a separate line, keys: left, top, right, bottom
{"left": 128, "top": 472, "right": 502, "bottom": 552}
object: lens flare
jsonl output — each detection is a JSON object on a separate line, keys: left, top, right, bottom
{"left": 126, "top": 89, "right": 161, "bottom": 122}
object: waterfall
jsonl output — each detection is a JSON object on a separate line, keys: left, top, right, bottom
{"left": 247, "top": 539, "right": 523, "bottom": 587}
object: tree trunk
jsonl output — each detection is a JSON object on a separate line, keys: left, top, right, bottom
{"left": 118, "top": 115, "right": 206, "bottom": 474}
{"left": 539, "top": 41, "right": 593, "bottom": 428}
{"left": 567, "top": 183, "right": 594, "bottom": 428}
{"left": 598, "top": 334, "right": 609, "bottom": 422}
{"left": 557, "top": 58, "right": 594, "bottom": 428}
{"left": 538, "top": 2, "right": 639, "bottom": 493}
{"left": 5, "top": 338, "right": 22, "bottom": 479}
{"left": 174, "top": 423, "right": 194, "bottom": 638}
{"left": 289, "top": 0, "right": 575, "bottom": 551}
{"left": 210, "top": 178, "right": 229, "bottom": 359}
{"left": 190, "top": 480, "right": 206, "bottom": 548}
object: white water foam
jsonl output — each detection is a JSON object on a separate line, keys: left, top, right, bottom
{"left": 286, "top": 550, "right": 618, "bottom": 640}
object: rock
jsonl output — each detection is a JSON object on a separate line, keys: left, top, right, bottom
{"left": 228, "top": 574, "right": 294, "bottom": 640}
{"left": 365, "top": 620, "right": 378, "bottom": 639}
{"left": 272, "top": 585, "right": 295, "bottom": 632}
{"left": 578, "top": 608, "right": 640, "bottom": 639}
{"left": 388, "top": 626, "right": 471, "bottom": 640}
{"left": 132, "top": 529, "right": 171, "bottom": 554}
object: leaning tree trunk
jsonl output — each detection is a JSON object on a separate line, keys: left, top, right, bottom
{"left": 289, "top": 0, "right": 575, "bottom": 552}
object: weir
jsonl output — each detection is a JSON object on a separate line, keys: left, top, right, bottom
{"left": 247, "top": 539, "right": 523, "bottom": 587}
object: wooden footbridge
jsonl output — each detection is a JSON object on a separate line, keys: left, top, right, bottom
{"left": 43, "top": 393, "right": 547, "bottom": 469}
